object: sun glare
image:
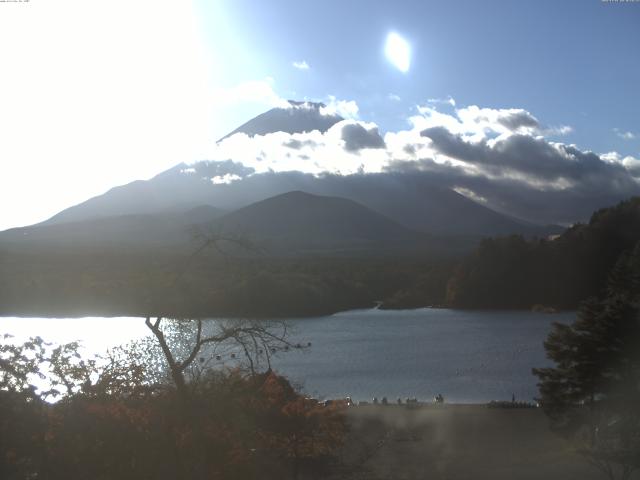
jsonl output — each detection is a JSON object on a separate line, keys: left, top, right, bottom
{"left": 385, "top": 32, "right": 411, "bottom": 73}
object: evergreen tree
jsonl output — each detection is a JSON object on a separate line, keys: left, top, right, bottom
{"left": 533, "top": 245, "right": 640, "bottom": 480}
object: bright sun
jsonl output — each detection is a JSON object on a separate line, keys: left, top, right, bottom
{"left": 385, "top": 32, "right": 411, "bottom": 73}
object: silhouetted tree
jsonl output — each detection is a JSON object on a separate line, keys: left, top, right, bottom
{"left": 144, "top": 316, "right": 293, "bottom": 402}
{"left": 533, "top": 246, "right": 640, "bottom": 480}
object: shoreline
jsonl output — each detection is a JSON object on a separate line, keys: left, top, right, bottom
{"left": 0, "top": 305, "right": 575, "bottom": 320}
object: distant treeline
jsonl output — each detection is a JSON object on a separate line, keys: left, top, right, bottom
{"left": 0, "top": 246, "right": 452, "bottom": 318}
{"left": 447, "top": 197, "right": 640, "bottom": 309}
{"left": 3, "top": 198, "right": 640, "bottom": 317}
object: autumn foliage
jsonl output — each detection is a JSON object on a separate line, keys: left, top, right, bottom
{"left": 0, "top": 340, "right": 346, "bottom": 480}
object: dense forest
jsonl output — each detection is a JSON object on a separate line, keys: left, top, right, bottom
{"left": 447, "top": 198, "right": 640, "bottom": 310}
{"left": 0, "top": 245, "right": 453, "bottom": 318}
{"left": 3, "top": 197, "right": 640, "bottom": 317}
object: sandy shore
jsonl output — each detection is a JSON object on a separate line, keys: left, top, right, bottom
{"left": 335, "top": 404, "right": 628, "bottom": 480}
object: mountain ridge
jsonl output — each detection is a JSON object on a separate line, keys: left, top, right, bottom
{"left": 211, "top": 190, "right": 426, "bottom": 253}
{"left": 14, "top": 101, "right": 563, "bottom": 238}
{"left": 218, "top": 100, "right": 342, "bottom": 142}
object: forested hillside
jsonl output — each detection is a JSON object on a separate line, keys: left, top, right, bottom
{"left": 447, "top": 198, "right": 640, "bottom": 309}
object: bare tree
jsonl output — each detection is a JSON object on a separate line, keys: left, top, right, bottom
{"left": 143, "top": 229, "right": 297, "bottom": 402}
{"left": 144, "top": 316, "right": 295, "bottom": 401}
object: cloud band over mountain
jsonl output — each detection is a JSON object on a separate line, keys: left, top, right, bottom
{"left": 191, "top": 101, "right": 640, "bottom": 225}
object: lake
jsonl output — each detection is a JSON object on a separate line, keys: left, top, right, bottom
{"left": 0, "top": 308, "right": 574, "bottom": 403}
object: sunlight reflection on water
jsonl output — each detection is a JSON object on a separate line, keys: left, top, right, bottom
{"left": 0, "top": 316, "right": 151, "bottom": 353}
{"left": 1, "top": 309, "right": 575, "bottom": 404}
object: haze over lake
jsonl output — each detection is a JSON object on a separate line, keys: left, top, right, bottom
{"left": 1, "top": 308, "right": 573, "bottom": 403}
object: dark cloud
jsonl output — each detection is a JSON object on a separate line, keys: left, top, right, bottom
{"left": 192, "top": 160, "right": 255, "bottom": 179}
{"left": 419, "top": 128, "right": 637, "bottom": 195}
{"left": 204, "top": 125, "right": 639, "bottom": 226}
{"left": 496, "top": 111, "right": 539, "bottom": 131}
{"left": 282, "top": 138, "right": 318, "bottom": 150}
{"left": 624, "top": 159, "right": 640, "bottom": 177}
{"left": 420, "top": 127, "right": 479, "bottom": 161}
{"left": 403, "top": 144, "right": 417, "bottom": 156}
{"left": 174, "top": 154, "right": 639, "bottom": 231}
{"left": 385, "top": 156, "right": 639, "bottom": 225}
{"left": 341, "top": 123, "right": 386, "bottom": 152}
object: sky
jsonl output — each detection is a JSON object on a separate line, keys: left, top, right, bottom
{"left": 0, "top": 0, "right": 639, "bottom": 230}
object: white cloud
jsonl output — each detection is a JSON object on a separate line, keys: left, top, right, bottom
{"left": 201, "top": 118, "right": 390, "bottom": 176}
{"left": 546, "top": 125, "right": 574, "bottom": 136}
{"left": 292, "top": 60, "right": 310, "bottom": 70}
{"left": 388, "top": 93, "right": 402, "bottom": 102}
{"left": 600, "top": 152, "right": 623, "bottom": 163}
{"left": 409, "top": 104, "right": 575, "bottom": 145}
{"left": 614, "top": 128, "right": 636, "bottom": 140}
{"left": 319, "top": 96, "right": 359, "bottom": 119}
{"left": 623, "top": 156, "right": 640, "bottom": 176}
{"left": 197, "top": 100, "right": 640, "bottom": 211}
{"left": 453, "top": 187, "right": 489, "bottom": 204}
{"left": 455, "top": 105, "right": 540, "bottom": 136}
{"left": 601, "top": 152, "right": 640, "bottom": 176}
{"left": 211, "top": 173, "right": 243, "bottom": 184}
{"left": 427, "top": 96, "right": 456, "bottom": 107}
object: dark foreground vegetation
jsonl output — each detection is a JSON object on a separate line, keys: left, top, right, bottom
{"left": 0, "top": 318, "right": 349, "bottom": 480}
{"left": 1, "top": 370, "right": 348, "bottom": 480}
{"left": 532, "top": 239, "right": 640, "bottom": 480}
{"left": 3, "top": 350, "right": 637, "bottom": 480}
{"left": 3, "top": 328, "right": 638, "bottom": 480}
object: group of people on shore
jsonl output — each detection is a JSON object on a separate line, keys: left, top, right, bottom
{"left": 351, "top": 394, "right": 446, "bottom": 407}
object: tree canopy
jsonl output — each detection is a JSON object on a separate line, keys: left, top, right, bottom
{"left": 0, "top": 320, "right": 347, "bottom": 480}
{"left": 448, "top": 198, "right": 640, "bottom": 310}
{"left": 533, "top": 242, "right": 640, "bottom": 480}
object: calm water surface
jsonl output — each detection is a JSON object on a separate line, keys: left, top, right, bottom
{"left": 1, "top": 308, "right": 574, "bottom": 403}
